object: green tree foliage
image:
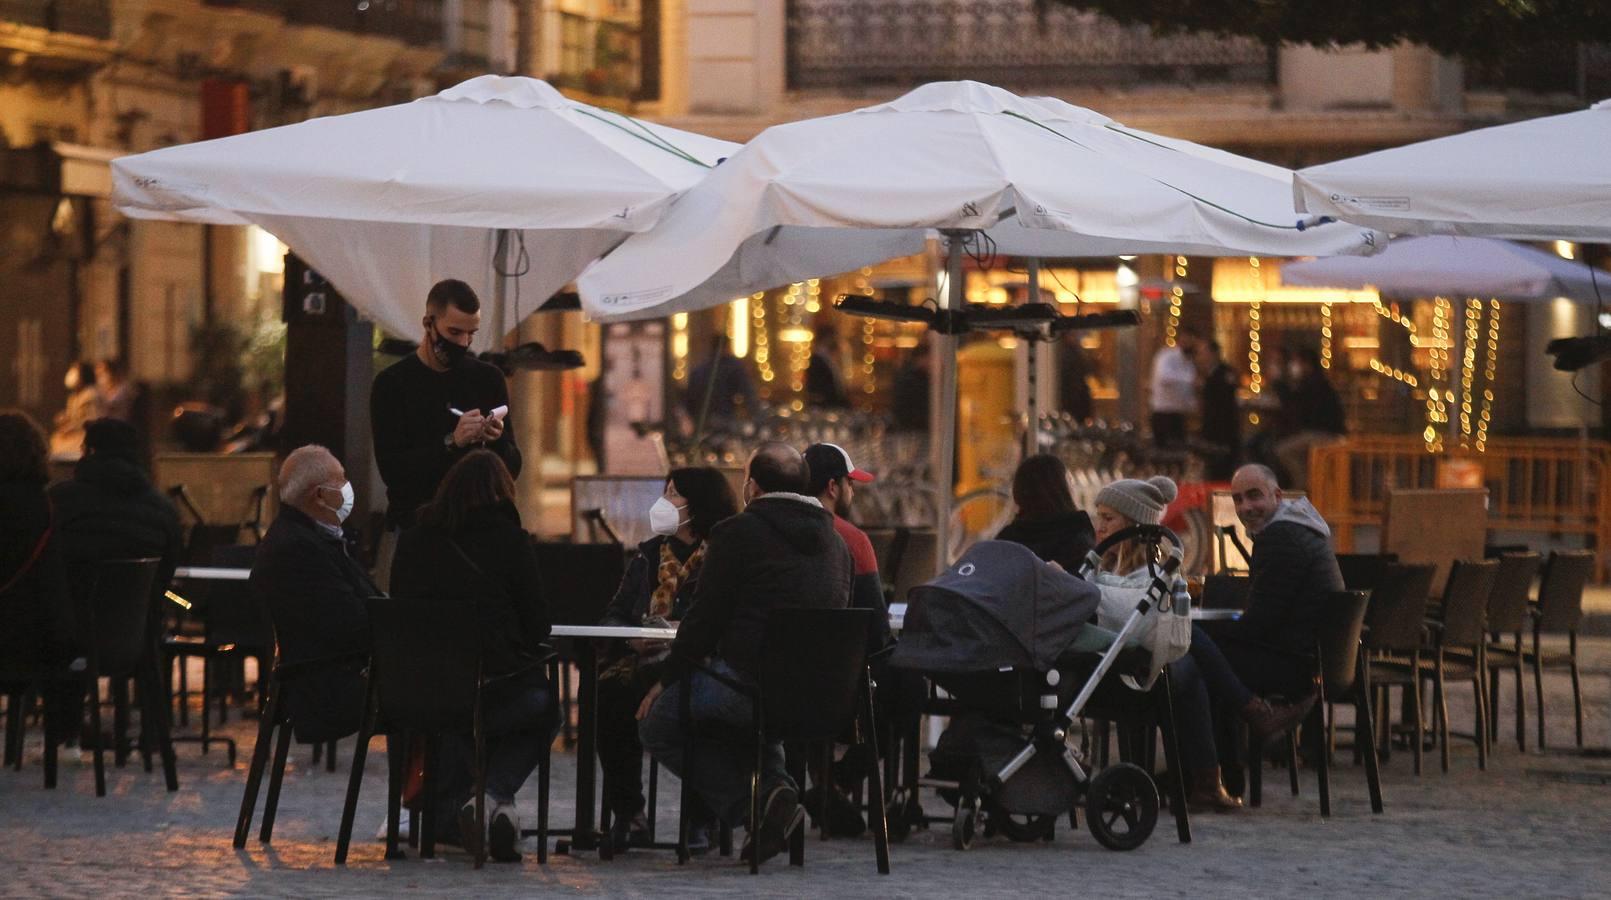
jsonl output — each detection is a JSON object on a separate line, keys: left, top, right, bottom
{"left": 1038, "top": 1, "right": 1611, "bottom": 57}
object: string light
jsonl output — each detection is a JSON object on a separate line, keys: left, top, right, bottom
{"left": 1166, "top": 255, "right": 1187, "bottom": 347}
{"left": 671, "top": 312, "right": 689, "bottom": 383}
{"left": 753, "top": 290, "right": 774, "bottom": 394}
{"left": 1247, "top": 257, "right": 1263, "bottom": 400}
{"left": 1424, "top": 297, "right": 1451, "bottom": 452}
{"left": 1476, "top": 299, "right": 1499, "bottom": 452}
{"left": 1320, "top": 301, "right": 1333, "bottom": 369}
{"left": 862, "top": 317, "right": 877, "bottom": 396}
{"left": 1460, "top": 298, "right": 1480, "bottom": 448}
{"left": 1368, "top": 358, "right": 1419, "bottom": 387}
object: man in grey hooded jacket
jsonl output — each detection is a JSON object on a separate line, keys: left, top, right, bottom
{"left": 1223, "top": 463, "right": 1344, "bottom": 693}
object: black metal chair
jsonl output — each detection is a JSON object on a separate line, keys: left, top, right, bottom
{"left": 165, "top": 544, "right": 272, "bottom": 764}
{"left": 233, "top": 649, "right": 369, "bottom": 848}
{"left": 1246, "top": 590, "right": 1382, "bottom": 818}
{"left": 1360, "top": 563, "right": 1436, "bottom": 774}
{"left": 39, "top": 558, "right": 179, "bottom": 796}
{"left": 1520, "top": 550, "right": 1595, "bottom": 750}
{"left": 675, "top": 607, "right": 890, "bottom": 875}
{"left": 334, "top": 595, "right": 556, "bottom": 869}
{"left": 532, "top": 541, "right": 625, "bottom": 748}
{"left": 1337, "top": 552, "right": 1399, "bottom": 594}
{"left": 1425, "top": 559, "right": 1500, "bottom": 771}
{"left": 1475, "top": 552, "right": 1543, "bottom": 751}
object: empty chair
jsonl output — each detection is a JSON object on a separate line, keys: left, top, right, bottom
{"left": 1476, "top": 553, "right": 1543, "bottom": 751}
{"left": 1425, "top": 559, "right": 1500, "bottom": 772}
{"left": 166, "top": 544, "right": 272, "bottom": 764}
{"left": 1361, "top": 563, "right": 1436, "bottom": 774}
{"left": 1524, "top": 550, "right": 1595, "bottom": 749}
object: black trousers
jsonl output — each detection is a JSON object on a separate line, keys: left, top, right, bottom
{"left": 1151, "top": 412, "right": 1188, "bottom": 448}
{"left": 596, "top": 656, "right": 660, "bottom": 818}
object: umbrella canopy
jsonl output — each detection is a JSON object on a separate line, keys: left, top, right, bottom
{"left": 1281, "top": 235, "right": 1611, "bottom": 302}
{"left": 113, "top": 75, "right": 736, "bottom": 348}
{"left": 1293, "top": 101, "right": 1611, "bottom": 241}
{"left": 578, "top": 80, "right": 1382, "bottom": 321}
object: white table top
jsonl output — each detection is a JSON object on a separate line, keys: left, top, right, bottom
{"left": 174, "top": 566, "right": 252, "bottom": 581}
{"left": 551, "top": 625, "right": 678, "bottom": 640}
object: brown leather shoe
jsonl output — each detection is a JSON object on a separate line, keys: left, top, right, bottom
{"left": 1241, "top": 694, "right": 1313, "bottom": 745}
{"left": 1187, "top": 768, "right": 1243, "bottom": 813}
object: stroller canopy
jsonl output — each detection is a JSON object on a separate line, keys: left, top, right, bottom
{"left": 892, "top": 540, "right": 1101, "bottom": 674}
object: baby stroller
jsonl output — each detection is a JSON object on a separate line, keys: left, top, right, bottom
{"left": 890, "top": 526, "right": 1187, "bottom": 851}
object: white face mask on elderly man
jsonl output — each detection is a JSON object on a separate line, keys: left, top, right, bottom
{"left": 321, "top": 481, "right": 355, "bottom": 524}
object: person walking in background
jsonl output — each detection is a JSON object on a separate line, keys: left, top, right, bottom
{"left": 597, "top": 467, "right": 739, "bottom": 853}
{"left": 1148, "top": 328, "right": 1200, "bottom": 449}
{"left": 1272, "top": 348, "right": 1346, "bottom": 490}
{"left": 49, "top": 362, "right": 100, "bottom": 461}
{"left": 805, "top": 322, "right": 849, "bottom": 408}
{"left": 392, "top": 449, "right": 555, "bottom": 863}
{"left": 1056, "top": 332, "right": 1094, "bottom": 424}
{"left": 1196, "top": 339, "right": 1242, "bottom": 480}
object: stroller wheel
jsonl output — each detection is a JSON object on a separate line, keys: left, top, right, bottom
{"left": 992, "top": 811, "right": 1057, "bottom": 843}
{"left": 1085, "top": 763, "right": 1159, "bottom": 852}
{"left": 951, "top": 800, "right": 979, "bottom": 851}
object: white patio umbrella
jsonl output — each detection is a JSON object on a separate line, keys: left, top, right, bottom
{"left": 1281, "top": 235, "right": 1610, "bottom": 302}
{"left": 578, "top": 80, "right": 1382, "bottom": 564}
{"left": 113, "top": 75, "right": 736, "bottom": 349}
{"left": 1293, "top": 101, "right": 1611, "bottom": 241}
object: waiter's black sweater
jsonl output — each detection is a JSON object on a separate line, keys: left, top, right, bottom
{"left": 370, "top": 353, "right": 522, "bottom": 526}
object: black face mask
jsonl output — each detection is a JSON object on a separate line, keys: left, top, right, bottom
{"left": 428, "top": 320, "right": 471, "bottom": 368}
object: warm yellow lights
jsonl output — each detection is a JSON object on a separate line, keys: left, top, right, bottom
{"left": 728, "top": 297, "right": 750, "bottom": 359}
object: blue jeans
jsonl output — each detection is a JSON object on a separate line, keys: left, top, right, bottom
{"left": 435, "top": 667, "right": 556, "bottom": 826}
{"left": 638, "top": 658, "right": 794, "bottom": 828}
{"left": 1168, "top": 625, "right": 1257, "bottom": 770}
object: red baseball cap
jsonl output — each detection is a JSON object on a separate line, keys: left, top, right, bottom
{"left": 805, "top": 442, "right": 875, "bottom": 485}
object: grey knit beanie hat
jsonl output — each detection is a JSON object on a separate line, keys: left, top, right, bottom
{"left": 1094, "top": 476, "right": 1178, "bottom": 526}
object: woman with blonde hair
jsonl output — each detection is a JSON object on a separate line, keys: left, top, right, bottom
{"left": 1087, "top": 475, "right": 1309, "bottom": 812}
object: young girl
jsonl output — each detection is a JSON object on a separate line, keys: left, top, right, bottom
{"left": 1087, "top": 476, "right": 1309, "bottom": 812}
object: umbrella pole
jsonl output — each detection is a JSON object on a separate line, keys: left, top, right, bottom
{"left": 1025, "top": 257, "right": 1041, "bottom": 459}
{"left": 492, "top": 228, "right": 510, "bottom": 347}
{"left": 934, "top": 232, "right": 965, "bottom": 569}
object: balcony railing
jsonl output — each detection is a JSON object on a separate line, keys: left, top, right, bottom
{"left": 785, "top": 0, "right": 1274, "bottom": 92}
{"left": 0, "top": 0, "right": 111, "bottom": 40}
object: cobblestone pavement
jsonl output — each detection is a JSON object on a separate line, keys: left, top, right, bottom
{"left": 6, "top": 642, "right": 1611, "bottom": 899}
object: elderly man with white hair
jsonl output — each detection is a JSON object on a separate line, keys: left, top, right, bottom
{"left": 249, "top": 444, "right": 377, "bottom": 743}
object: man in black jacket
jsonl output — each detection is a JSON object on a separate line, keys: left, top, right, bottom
{"left": 250, "top": 445, "right": 376, "bottom": 742}
{"left": 370, "top": 280, "right": 522, "bottom": 584}
{"left": 1222, "top": 463, "right": 1343, "bottom": 695}
{"left": 50, "top": 418, "right": 183, "bottom": 619}
{"left": 638, "top": 442, "right": 851, "bottom": 865}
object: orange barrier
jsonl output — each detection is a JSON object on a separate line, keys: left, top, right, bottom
{"left": 1309, "top": 436, "right": 1611, "bottom": 580}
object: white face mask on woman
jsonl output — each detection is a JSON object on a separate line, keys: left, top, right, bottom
{"left": 648, "top": 496, "right": 686, "bottom": 536}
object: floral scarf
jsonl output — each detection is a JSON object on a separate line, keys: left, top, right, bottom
{"left": 649, "top": 539, "right": 706, "bottom": 620}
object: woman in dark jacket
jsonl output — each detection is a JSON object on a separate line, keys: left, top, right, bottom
{"left": 0, "top": 411, "right": 72, "bottom": 673}
{"left": 392, "top": 449, "right": 553, "bottom": 863}
{"left": 994, "top": 454, "right": 1097, "bottom": 572}
{"left": 597, "top": 467, "right": 738, "bottom": 850}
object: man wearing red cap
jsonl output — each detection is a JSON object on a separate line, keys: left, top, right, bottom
{"left": 804, "top": 443, "right": 888, "bottom": 644}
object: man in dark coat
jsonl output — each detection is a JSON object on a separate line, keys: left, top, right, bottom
{"left": 1221, "top": 463, "right": 1343, "bottom": 695}
{"left": 49, "top": 418, "right": 183, "bottom": 619}
{"left": 638, "top": 442, "right": 851, "bottom": 865}
{"left": 250, "top": 445, "right": 376, "bottom": 742}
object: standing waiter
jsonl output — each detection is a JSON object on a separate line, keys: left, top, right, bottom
{"left": 371, "top": 279, "right": 523, "bottom": 585}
